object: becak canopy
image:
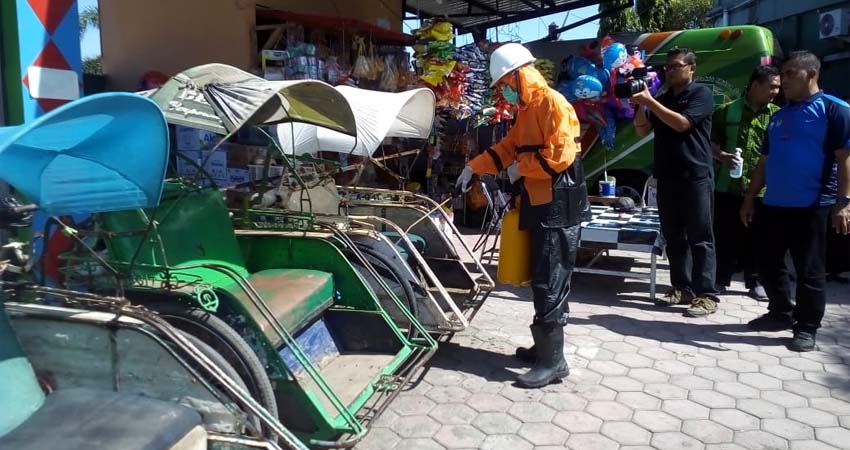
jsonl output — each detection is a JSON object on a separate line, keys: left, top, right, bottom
{"left": 146, "top": 63, "right": 358, "bottom": 138}
{"left": 0, "top": 93, "right": 169, "bottom": 216}
{"left": 275, "top": 87, "right": 435, "bottom": 157}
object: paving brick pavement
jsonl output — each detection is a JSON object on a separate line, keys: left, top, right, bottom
{"left": 355, "top": 249, "right": 850, "bottom": 450}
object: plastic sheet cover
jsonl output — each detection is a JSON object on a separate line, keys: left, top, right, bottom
{"left": 275, "top": 87, "right": 435, "bottom": 157}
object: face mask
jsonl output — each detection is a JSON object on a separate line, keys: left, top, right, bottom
{"left": 502, "top": 85, "right": 519, "bottom": 105}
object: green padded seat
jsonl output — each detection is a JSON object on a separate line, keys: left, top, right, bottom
{"left": 100, "top": 186, "right": 337, "bottom": 345}
{"left": 222, "top": 268, "right": 334, "bottom": 345}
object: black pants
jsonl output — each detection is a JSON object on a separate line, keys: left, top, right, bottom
{"left": 714, "top": 192, "right": 760, "bottom": 288}
{"left": 756, "top": 205, "right": 829, "bottom": 332}
{"left": 657, "top": 177, "right": 718, "bottom": 297}
{"left": 826, "top": 231, "right": 850, "bottom": 276}
{"left": 529, "top": 223, "right": 579, "bottom": 326}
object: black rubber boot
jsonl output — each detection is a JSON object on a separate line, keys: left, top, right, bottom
{"left": 516, "top": 324, "right": 569, "bottom": 388}
{"left": 515, "top": 345, "right": 537, "bottom": 363}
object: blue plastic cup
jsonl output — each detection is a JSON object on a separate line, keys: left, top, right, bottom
{"left": 599, "top": 177, "right": 616, "bottom": 197}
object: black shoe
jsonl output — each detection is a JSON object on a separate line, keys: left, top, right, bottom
{"left": 657, "top": 288, "right": 694, "bottom": 306}
{"left": 827, "top": 273, "right": 850, "bottom": 284}
{"left": 516, "top": 324, "right": 569, "bottom": 389}
{"left": 747, "top": 313, "right": 794, "bottom": 331}
{"left": 747, "top": 285, "right": 768, "bottom": 301}
{"left": 515, "top": 345, "right": 537, "bottom": 364}
{"left": 789, "top": 331, "right": 817, "bottom": 352}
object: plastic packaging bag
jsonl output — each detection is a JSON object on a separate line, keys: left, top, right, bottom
{"left": 427, "top": 22, "right": 454, "bottom": 41}
{"left": 326, "top": 56, "right": 340, "bottom": 84}
{"left": 379, "top": 55, "right": 399, "bottom": 91}
{"left": 353, "top": 55, "right": 371, "bottom": 79}
{"left": 420, "top": 60, "right": 456, "bottom": 86}
{"left": 352, "top": 36, "right": 371, "bottom": 79}
{"left": 368, "top": 54, "right": 383, "bottom": 80}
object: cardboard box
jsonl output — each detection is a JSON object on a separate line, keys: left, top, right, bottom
{"left": 262, "top": 50, "right": 288, "bottom": 81}
{"left": 176, "top": 148, "right": 228, "bottom": 182}
{"left": 201, "top": 149, "right": 228, "bottom": 181}
{"left": 174, "top": 144, "right": 287, "bottom": 188}
{"left": 175, "top": 125, "right": 221, "bottom": 150}
{"left": 175, "top": 150, "right": 201, "bottom": 178}
{"left": 227, "top": 143, "right": 267, "bottom": 168}
{"left": 228, "top": 168, "right": 251, "bottom": 186}
{"left": 248, "top": 164, "right": 284, "bottom": 181}
{"left": 237, "top": 126, "right": 276, "bottom": 146}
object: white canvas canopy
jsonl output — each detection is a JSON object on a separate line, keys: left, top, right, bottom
{"left": 275, "top": 86, "right": 435, "bottom": 157}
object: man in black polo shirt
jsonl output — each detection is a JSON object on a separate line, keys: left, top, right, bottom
{"left": 631, "top": 47, "right": 719, "bottom": 317}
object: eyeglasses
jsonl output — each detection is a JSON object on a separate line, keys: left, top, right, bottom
{"left": 664, "top": 62, "right": 693, "bottom": 70}
{"left": 665, "top": 46, "right": 694, "bottom": 70}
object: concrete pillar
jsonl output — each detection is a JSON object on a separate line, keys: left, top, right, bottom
{"left": 1, "top": 0, "right": 82, "bottom": 125}
{"left": 0, "top": 1, "right": 83, "bottom": 282}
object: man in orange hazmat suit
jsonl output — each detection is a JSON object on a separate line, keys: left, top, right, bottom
{"left": 456, "top": 43, "right": 590, "bottom": 388}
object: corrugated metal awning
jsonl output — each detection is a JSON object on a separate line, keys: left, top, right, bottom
{"left": 404, "top": 0, "right": 607, "bottom": 34}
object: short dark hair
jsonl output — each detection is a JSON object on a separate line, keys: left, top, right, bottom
{"left": 782, "top": 51, "right": 821, "bottom": 73}
{"left": 747, "top": 64, "right": 780, "bottom": 89}
{"left": 667, "top": 47, "right": 697, "bottom": 65}
{"left": 472, "top": 29, "right": 487, "bottom": 43}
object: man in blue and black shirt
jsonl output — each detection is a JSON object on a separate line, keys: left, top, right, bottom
{"left": 740, "top": 51, "right": 850, "bottom": 352}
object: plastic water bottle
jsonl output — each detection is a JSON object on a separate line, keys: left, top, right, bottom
{"left": 729, "top": 148, "right": 744, "bottom": 179}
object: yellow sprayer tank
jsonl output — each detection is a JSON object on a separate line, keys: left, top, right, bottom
{"left": 497, "top": 206, "right": 531, "bottom": 286}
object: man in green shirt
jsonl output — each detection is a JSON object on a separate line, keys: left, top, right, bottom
{"left": 711, "top": 65, "right": 781, "bottom": 300}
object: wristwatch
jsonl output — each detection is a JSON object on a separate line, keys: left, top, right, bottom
{"left": 838, "top": 195, "right": 850, "bottom": 206}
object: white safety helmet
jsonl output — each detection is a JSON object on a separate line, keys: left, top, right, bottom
{"left": 489, "top": 43, "right": 536, "bottom": 87}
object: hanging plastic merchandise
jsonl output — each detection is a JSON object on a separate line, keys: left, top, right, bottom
{"left": 352, "top": 36, "right": 372, "bottom": 79}
{"left": 367, "top": 45, "right": 384, "bottom": 80}
{"left": 398, "top": 54, "right": 418, "bottom": 90}
{"left": 421, "top": 60, "right": 456, "bottom": 87}
{"left": 413, "top": 19, "right": 461, "bottom": 123}
{"left": 414, "top": 20, "right": 456, "bottom": 88}
{"left": 379, "top": 54, "right": 399, "bottom": 91}
{"left": 468, "top": 45, "right": 513, "bottom": 129}
{"left": 325, "top": 56, "right": 341, "bottom": 84}
{"left": 454, "top": 43, "right": 489, "bottom": 120}
{"left": 428, "top": 41, "right": 455, "bottom": 60}
{"left": 434, "top": 67, "right": 467, "bottom": 114}
{"left": 414, "top": 20, "right": 454, "bottom": 42}
{"left": 472, "top": 87, "right": 514, "bottom": 128}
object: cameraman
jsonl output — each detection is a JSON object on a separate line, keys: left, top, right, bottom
{"left": 631, "top": 47, "right": 719, "bottom": 317}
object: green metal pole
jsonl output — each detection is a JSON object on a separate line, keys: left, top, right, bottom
{"left": 0, "top": 1, "right": 23, "bottom": 125}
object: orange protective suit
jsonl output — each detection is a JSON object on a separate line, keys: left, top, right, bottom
{"left": 468, "top": 64, "right": 582, "bottom": 206}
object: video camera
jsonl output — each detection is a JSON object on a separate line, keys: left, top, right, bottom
{"left": 613, "top": 66, "right": 662, "bottom": 99}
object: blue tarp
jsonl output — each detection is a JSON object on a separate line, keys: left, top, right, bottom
{"left": 0, "top": 93, "right": 169, "bottom": 216}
